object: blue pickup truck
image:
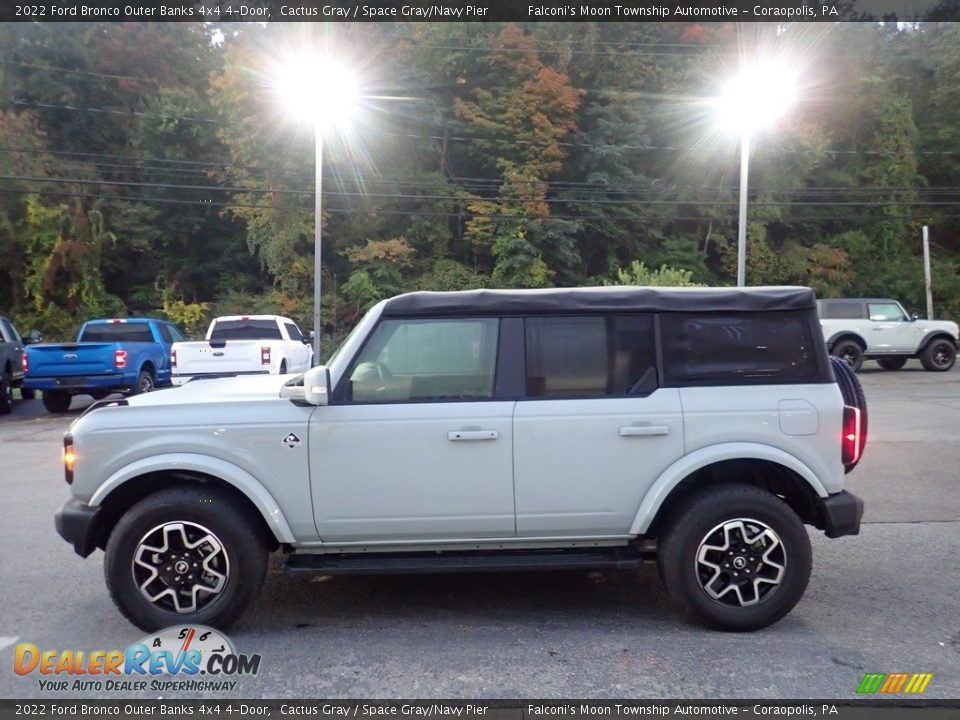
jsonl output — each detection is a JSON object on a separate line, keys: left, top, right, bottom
{"left": 23, "top": 318, "right": 185, "bottom": 413}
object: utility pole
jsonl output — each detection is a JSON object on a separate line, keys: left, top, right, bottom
{"left": 923, "top": 225, "right": 933, "bottom": 320}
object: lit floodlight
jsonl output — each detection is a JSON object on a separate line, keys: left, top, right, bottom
{"left": 275, "top": 53, "right": 359, "bottom": 129}
{"left": 715, "top": 63, "right": 798, "bottom": 133}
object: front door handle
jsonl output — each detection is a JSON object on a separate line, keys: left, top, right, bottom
{"left": 619, "top": 425, "right": 669, "bottom": 437}
{"left": 448, "top": 430, "right": 499, "bottom": 441}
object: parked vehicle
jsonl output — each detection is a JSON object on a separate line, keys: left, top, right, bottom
{"left": 818, "top": 298, "right": 959, "bottom": 372}
{"left": 170, "top": 315, "right": 313, "bottom": 385}
{"left": 0, "top": 316, "right": 38, "bottom": 414}
{"left": 24, "top": 318, "right": 183, "bottom": 413}
{"left": 56, "top": 287, "right": 865, "bottom": 632}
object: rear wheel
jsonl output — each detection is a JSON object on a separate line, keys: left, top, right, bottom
{"left": 130, "top": 370, "right": 155, "bottom": 395}
{"left": 0, "top": 373, "right": 12, "bottom": 415}
{"left": 920, "top": 339, "right": 956, "bottom": 372}
{"left": 104, "top": 486, "right": 268, "bottom": 631}
{"left": 830, "top": 339, "right": 864, "bottom": 372}
{"left": 41, "top": 390, "right": 71, "bottom": 414}
{"left": 657, "top": 484, "right": 812, "bottom": 632}
{"left": 876, "top": 357, "right": 907, "bottom": 370}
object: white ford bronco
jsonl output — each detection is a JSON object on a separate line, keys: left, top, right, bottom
{"left": 818, "top": 297, "right": 958, "bottom": 372}
{"left": 56, "top": 286, "right": 865, "bottom": 632}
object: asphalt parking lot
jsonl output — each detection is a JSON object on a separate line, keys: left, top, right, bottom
{"left": 1, "top": 361, "right": 958, "bottom": 700}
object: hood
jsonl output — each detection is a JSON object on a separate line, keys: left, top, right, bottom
{"left": 126, "top": 373, "right": 298, "bottom": 408}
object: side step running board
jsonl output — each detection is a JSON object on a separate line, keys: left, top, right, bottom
{"left": 285, "top": 548, "right": 647, "bottom": 577}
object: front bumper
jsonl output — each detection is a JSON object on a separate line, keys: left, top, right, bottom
{"left": 819, "top": 490, "right": 864, "bottom": 538}
{"left": 55, "top": 498, "right": 102, "bottom": 557}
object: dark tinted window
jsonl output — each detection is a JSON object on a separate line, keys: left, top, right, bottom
{"left": 661, "top": 312, "right": 819, "bottom": 385}
{"left": 210, "top": 319, "right": 282, "bottom": 341}
{"left": 819, "top": 302, "right": 864, "bottom": 319}
{"left": 525, "top": 315, "right": 657, "bottom": 398}
{"left": 80, "top": 322, "right": 154, "bottom": 343}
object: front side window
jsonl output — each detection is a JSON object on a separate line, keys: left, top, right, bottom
{"left": 868, "top": 303, "right": 907, "bottom": 322}
{"left": 661, "top": 311, "right": 820, "bottom": 385}
{"left": 346, "top": 318, "right": 499, "bottom": 403}
{"left": 524, "top": 315, "right": 657, "bottom": 398}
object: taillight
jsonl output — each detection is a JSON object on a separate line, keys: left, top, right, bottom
{"left": 261, "top": 346, "right": 271, "bottom": 366}
{"left": 21, "top": 352, "right": 28, "bottom": 373}
{"left": 63, "top": 434, "right": 75, "bottom": 485}
{"left": 114, "top": 349, "right": 127, "bottom": 369}
{"left": 171, "top": 349, "right": 177, "bottom": 369}
{"left": 842, "top": 405, "right": 862, "bottom": 466}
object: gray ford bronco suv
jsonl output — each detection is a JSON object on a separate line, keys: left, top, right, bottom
{"left": 56, "top": 286, "right": 865, "bottom": 632}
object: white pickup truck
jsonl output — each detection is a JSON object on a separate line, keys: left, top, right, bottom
{"left": 171, "top": 315, "right": 313, "bottom": 385}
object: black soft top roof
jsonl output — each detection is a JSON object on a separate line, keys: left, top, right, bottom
{"left": 382, "top": 286, "right": 816, "bottom": 317}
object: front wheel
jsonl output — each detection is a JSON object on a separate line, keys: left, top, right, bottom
{"left": 657, "top": 484, "right": 812, "bottom": 632}
{"left": 920, "top": 339, "right": 956, "bottom": 372}
{"left": 104, "top": 487, "right": 268, "bottom": 631}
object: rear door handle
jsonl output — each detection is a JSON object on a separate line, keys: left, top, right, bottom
{"left": 448, "top": 430, "right": 499, "bottom": 441}
{"left": 619, "top": 425, "right": 669, "bottom": 437}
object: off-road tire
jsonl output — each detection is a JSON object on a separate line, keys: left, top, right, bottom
{"left": 920, "top": 339, "right": 956, "bottom": 372}
{"left": 830, "top": 339, "right": 864, "bottom": 372}
{"left": 41, "top": 390, "right": 71, "bottom": 414}
{"left": 104, "top": 486, "right": 268, "bottom": 631}
{"left": 657, "top": 484, "right": 812, "bottom": 632}
{"left": 876, "top": 357, "right": 907, "bottom": 371}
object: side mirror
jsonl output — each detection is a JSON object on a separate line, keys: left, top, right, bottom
{"left": 302, "top": 336, "right": 312, "bottom": 345}
{"left": 25, "top": 330, "right": 43, "bottom": 345}
{"left": 911, "top": 313, "right": 919, "bottom": 322}
{"left": 279, "top": 366, "right": 329, "bottom": 406}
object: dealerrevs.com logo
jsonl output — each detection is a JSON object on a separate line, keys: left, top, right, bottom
{"left": 13, "top": 626, "right": 260, "bottom": 693}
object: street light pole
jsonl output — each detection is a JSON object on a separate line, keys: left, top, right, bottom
{"left": 313, "top": 126, "right": 323, "bottom": 363}
{"left": 736, "top": 129, "right": 750, "bottom": 288}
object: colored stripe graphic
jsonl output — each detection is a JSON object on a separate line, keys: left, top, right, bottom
{"left": 904, "top": 673, "right": 934, "bottom": 694}
{"left": 857, "top": 673, "right": 885, "bottom": 694}
{"left": 880, "top": 673, "right": 910, "bottom": 693}
{"left": 857, "top": 672, "right": 933, "bottom": 694}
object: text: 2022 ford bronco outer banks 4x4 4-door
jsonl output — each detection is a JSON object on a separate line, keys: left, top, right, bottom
{"left": 56, "top": 286, "right": 866, "bottom": 632}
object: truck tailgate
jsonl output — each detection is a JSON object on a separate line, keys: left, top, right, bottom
{"left": 174, "top": 340, "right": 268, "bottom": 376}
{"left": 26, "top": 343, "right": 118, "bottom": 377}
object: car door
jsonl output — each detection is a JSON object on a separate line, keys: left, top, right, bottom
{"left": 309, "top": 316, "right": 516, "bottom": 543}
{"left": 867, "top": 302, "right": 917, "bottom": 353}
{"left": 513, "top": 314, "right": 684, "bottom": 537}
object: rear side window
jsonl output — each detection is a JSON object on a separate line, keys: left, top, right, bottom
{"left": 210, "top": 319, "right": 282, "bottom": 341}
{"left": 524, "top": 315, "right": 657, "bottom": 398}
{"left": 819, "top": 302, "right": 864, "bottom": 319}
{"left": 661, "top": 311, "right": 820, "bottom": 385}
{"left": 158, "top": 324, "right": 186, "bottom": 343}
{"left": 80, "top": 322, "right": 154, "bottom": 343}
